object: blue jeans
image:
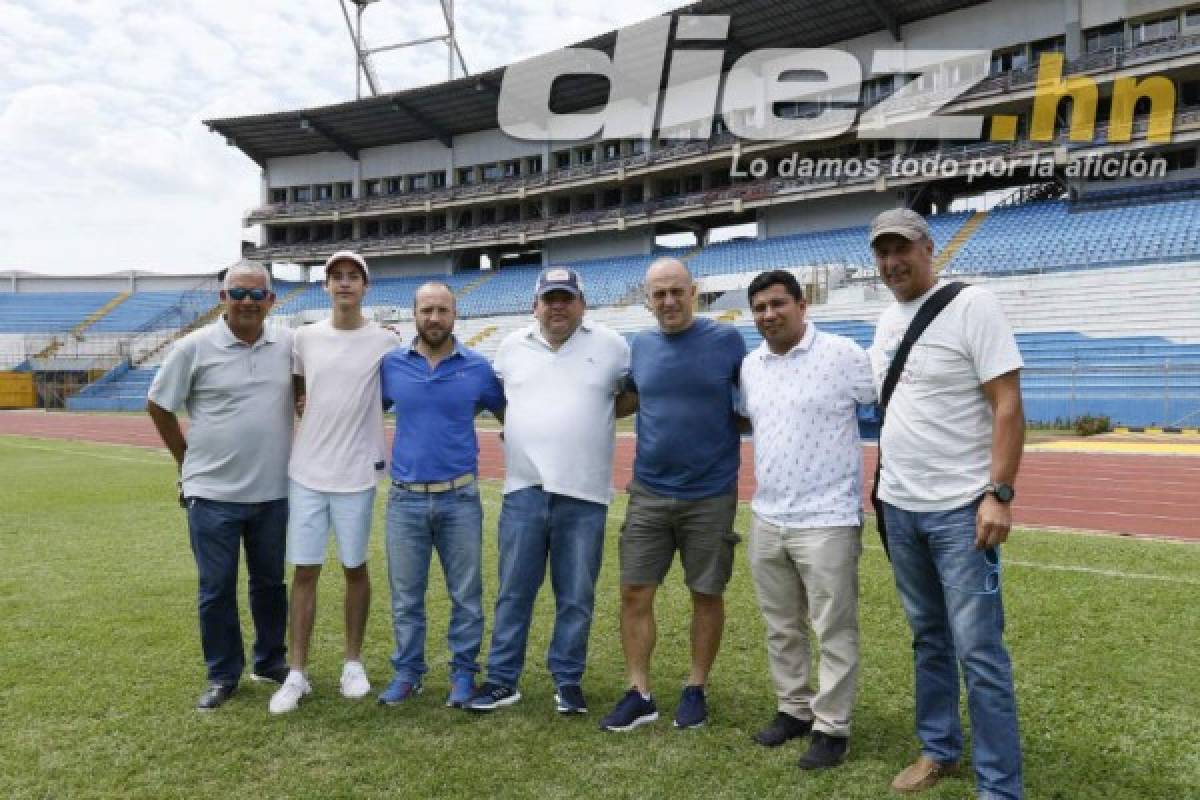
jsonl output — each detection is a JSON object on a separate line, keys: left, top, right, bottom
{"left": 186, "top": 497, "right": 288, "bottom": 685}
{"left": 485, "top": 486, "right": 607, "bottom": 689}
{"left": 883, "top": 499, "right": 1023, "bottom": 800}
{"left": 385, "top": 482, "right": 484, "bottom": 684}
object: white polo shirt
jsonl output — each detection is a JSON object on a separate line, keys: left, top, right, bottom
{"left": 148, "top": 317, "right": 294, "bottom": 503}
{"left": 739, "top": 323, "right": 876, "bottom": 529}
{"left": 869, "top": 281, "right": 1023, "bottom": 512}
{"left": 493, "top": 320, "right": 631, "bottom": 505}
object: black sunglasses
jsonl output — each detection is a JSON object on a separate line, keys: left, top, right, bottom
{"left": 225, "top": 287, "right": 271, "bottom": 302}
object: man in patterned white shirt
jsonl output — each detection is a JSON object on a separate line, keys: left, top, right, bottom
{"left": 738, "top": 269, "right": 875, "bottom": 770}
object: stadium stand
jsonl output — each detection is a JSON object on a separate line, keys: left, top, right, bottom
{"left": 946, "top": 199, "right": 1200, "bottom": 274}
{"left": 0, "top": 293, "right": 119, "bottom": 333}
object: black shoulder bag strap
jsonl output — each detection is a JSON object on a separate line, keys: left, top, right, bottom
{"left": 872, "top": 281, "right": 967, "bottom": 559}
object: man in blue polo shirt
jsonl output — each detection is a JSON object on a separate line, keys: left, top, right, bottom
{"left": 601, "top": 257, "right": 747, "bottom": 732}
{"left": 377, "top": 281, "right": 505, "bottom": 708}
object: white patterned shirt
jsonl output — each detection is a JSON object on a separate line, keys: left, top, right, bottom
{"left": 739, "top": 323, "right": 876, "bottom": 528}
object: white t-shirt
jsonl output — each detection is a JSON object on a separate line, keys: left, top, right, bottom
{"left": 739, "top": 324, "right": 875, "bottom": 528}
{"left": 869, "top": 281, "right": 1023, "bottom": 512}
{"left": 289, "top": 319, "right": 399, "bottom": 492}
{"left": 493, "top": 321, "right": 631, "bottom": 506}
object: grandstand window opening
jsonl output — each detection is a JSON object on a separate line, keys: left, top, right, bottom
{"left": 482, "top": 164, "right": 501, "bottom": 182}
{"left": 1131, "top": 14, "right": 1180, "bottom": 46}
{"left": 456, "top": 211, "right": 473, "bottom": 229}
{"left": 337, "top": 182, "right": 353, "bottom": 199}
{"left": 626, "top": 184, "right": 644, "bottom": 203}
{"left": 384, "top": 219, "right": 404, "bottom": 236}
{"left": 314, "top": 224, "right": 334, "bottom": 242}
{"left": 657, "top": 178, "right": 681, "bottom": 197}
{"left": 1187, "top": 8, "right": 1200, "bottom": 28}
{"left": 268, "top": 227, "right": 287, "bottom": 245}
{"left": 337, "top": 223, "right": 353, "bottom": 240}
{"left": 603, "top": 142, "right": 621, "bottom": 161}
{"left": 525, "top": 202, "right": 541, "bottom": 219}
{"left": 575, "top": 147, "right": 594, "bottom": 165}
{"left": 430, "top": 171, "right": 446, "bottom": 189}
{"left": 602, "top": 189, "right": 623, "bottom": 208}
{"left": 502, "top": 161, "right": 521, "bottom": 179}
{"left": 316, "top": 184, "right": 333, "bottom": 201}
{"left": 527, "top": 156, "right": 543, "bottom": 174}
{"left": 1031, "top": 35, "right": 1066, "bottom": 63}
{"left": 293, "top": 187, "right": 312, "bottom": 203}
{"left": 270, "top": 188, "right": 287, "bottom": 204}
{"left": 405, "top": 217, "right": 427, "bottom": 234}
{"left": 410, "top": 175, "right": 428, "bottom": 191}
{"left": 364, "top": 179, "right": 381, "bottom": 197}
{"left": 457, "top": 168, "right": 475, "bottom": 185}
{"left": 502, "top": 204, "right": 520, "bottom": 222}
{"left": 577, "top": 194, "right": 596, "bottom": 212}
{"left": 553, "top": 197, "right": 571, "bottom": 215}
{"left": 365, "top": 221, "right": 380, "bottom": 237}
{"left": 630, "top": 139, "right": 647, "bottom": 156}
{"left": 709, "top": 170, "right": 731, "bottom": 189}
{"left": 554, "top": 151, "right": 571, "bottom": 170}
{"left": 1085, "top": 22, "right": 1124, "bottom": 54}
{"left": 480, "top": 207, "right": 497, "bottom": 224}
{"left": 685, "top": 175, "right": 704, "bottom": 193}
{"left": 386, "top": 177, "right": 404, "bottom": 195}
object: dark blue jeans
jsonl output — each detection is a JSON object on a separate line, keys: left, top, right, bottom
{"left": 484, "top": 486, "right": 607, "bottom": 689}
{"left": 883, "top": 498, "right": 1023, "bottom": 800}
{"left": 186, "top": 497, "right": 288, "bottom": 685}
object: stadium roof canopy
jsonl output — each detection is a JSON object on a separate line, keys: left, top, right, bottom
{"left": 205, "top": 0, "right": 988, "bottom": 166}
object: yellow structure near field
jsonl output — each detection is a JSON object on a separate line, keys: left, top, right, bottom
{"left": 0, "top": 372, "right": 36, "bottom": 409}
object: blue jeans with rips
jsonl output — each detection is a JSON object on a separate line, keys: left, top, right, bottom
{"left": 384, "top": 481, "right": 484, "bottom": 684}
{"left": 882, "top": 498, "right": 1023, "bottom": 800}
{"left": 484, "top": 486, "right": 608, "bottom": 689}
{"left": 186, "top": 497, "right": 289, "bottom": 685}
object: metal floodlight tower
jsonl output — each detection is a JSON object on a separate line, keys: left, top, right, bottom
{"left": 339, "top": 0, "right": 470, "bottom": 99}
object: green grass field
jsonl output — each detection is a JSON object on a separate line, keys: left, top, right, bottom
{"left": 1, "top": 434, "right": 1197, "bottom": 799}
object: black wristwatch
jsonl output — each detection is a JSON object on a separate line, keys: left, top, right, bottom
{"left": 985, "top": 482, "right": 1015, "bottom": 503}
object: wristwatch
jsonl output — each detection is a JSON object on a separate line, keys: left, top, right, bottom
{"left": 985, "top": 482, "right": 1015, "bottom": 503}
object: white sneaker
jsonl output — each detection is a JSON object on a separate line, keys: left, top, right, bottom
{"left": 268, "top": 671, "right": 312, "bottom": 715}
{"left": 340, "top": 660, "right": 370, "bottom": 699}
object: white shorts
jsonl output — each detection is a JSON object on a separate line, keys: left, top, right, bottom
{"left": 287, "top": 479, "right": 376, "bottom": 568}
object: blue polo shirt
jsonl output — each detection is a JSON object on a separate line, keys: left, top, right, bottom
{"left": 630, "top": 317, "right": 746, "bottom": 499}
{"left": 381, "top": 338, "right": 506, "bottom": 483}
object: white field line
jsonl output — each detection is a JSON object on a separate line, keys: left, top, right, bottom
{"left": 0, "top": 439, "right": 171, "bottom": 465}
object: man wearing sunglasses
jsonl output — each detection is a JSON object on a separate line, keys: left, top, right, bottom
{"left": 148, "top": 262, "right": 294, "bottom": 711}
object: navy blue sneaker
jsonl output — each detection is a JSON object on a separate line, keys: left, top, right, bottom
{"left": 673, "top": 684, "right": 707, "bottom": 729}
{"left": 465, "top": 682, "right": 521, "bottom": 712}
{"left": 445, "top": 671, "right": 475, "bottom": 709}
{"left": 599, "top": 688, "right": 658, "bottom": 732}
{"left": 555, "top": 684, "right": 588, "bottom": 714}
{"left": 377, "top": 678, "right": 422, "bottom": 706}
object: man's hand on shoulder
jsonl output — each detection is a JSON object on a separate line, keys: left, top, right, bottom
{"left": 975, "top": 495, "right": 1012, "bottom": 550}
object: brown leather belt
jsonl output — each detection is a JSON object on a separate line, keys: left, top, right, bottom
{"left": 392, "top": 473, "right": 475, "bottom": 493}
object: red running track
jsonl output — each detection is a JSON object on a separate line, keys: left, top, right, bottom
{"left": 3, "top": 411, "right": 1197, "bottom": 542}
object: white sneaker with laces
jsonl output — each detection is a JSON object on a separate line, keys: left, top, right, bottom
{"left": 269, "top": 670, "right": 312, "bottom": 715}
{"left": 340, "top": 660, "right": 370, "bottom": 699}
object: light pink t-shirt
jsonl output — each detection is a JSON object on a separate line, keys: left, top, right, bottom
{"left": 289, "top": 319, "right": 399, "bottom": 492}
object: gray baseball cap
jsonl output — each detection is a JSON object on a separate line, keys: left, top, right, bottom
{"left": 869, "top": 209, "right": 931, "bottom": 244}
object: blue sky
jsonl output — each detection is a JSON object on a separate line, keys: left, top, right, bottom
{"left": 0, "top": 0, "right": 682, "bottom": 275}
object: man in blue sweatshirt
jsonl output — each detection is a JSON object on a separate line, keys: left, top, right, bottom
{"left": 601, "top": 257, "right": 747, "bottom": 732}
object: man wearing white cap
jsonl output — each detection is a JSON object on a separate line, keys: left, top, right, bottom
{"left": 269, "top": 250, "right": 399, "bottom": 714}
{"left": 867, "top": 209, "right": 1025, "bottom": 799}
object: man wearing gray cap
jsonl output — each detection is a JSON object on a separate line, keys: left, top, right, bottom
{"left": 466, "top": 267, "right": 630, "bottom": 715}
{"left": 867, "top": 208, "right": 1025, "bottom": 800}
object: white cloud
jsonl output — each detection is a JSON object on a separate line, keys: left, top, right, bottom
{"left": 0, "top": 0, "right": 686, "bottom": 275}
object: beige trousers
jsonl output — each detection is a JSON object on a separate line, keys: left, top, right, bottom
{"left": 748, "top": 515, "right": 862, "bottom": 736}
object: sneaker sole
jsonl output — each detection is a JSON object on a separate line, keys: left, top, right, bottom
{"left": 601, "top": 711, "right": 658, "bottom": 732}
{"left": 465, "top": 691, "right": 522, "bottom": 712}
{"left": 673, "top": 718, "right": 707, "bottom": 729}
{"left": 555, "top": 697, "right": 589, "bottom": 714}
